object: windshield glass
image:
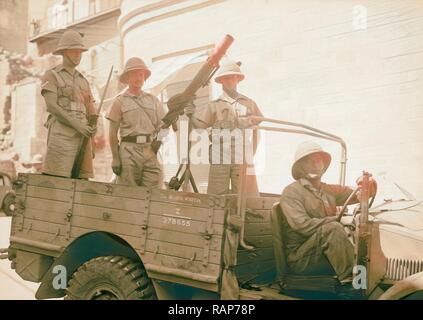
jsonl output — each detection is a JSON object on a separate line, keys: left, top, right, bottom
{"left": 254, "top": 131, "right": 344, "bottom": 195}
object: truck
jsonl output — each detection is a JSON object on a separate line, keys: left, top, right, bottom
{"left": 1, "top": 118, "right": 423, "bottom": 300}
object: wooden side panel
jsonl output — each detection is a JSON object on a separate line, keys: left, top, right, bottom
{"left": 237, "top": 247, "right": 274, "bottom": 265}
{"left": 26, "top": 174, "right": 74, "bottom": 190}
{"left": 147, "top": 228, "right": 223, "bottom": 251}
{"left": 75, "top": 179, "right": 148, "bottom": 200}
{"left": 147, "top": 214, "right": 224, "bottom": 236}
{"left": 235, "top": 196, "right": 278, "bottom": 285}
{"left": 245, "top": 209, "right": 271, "bottom": 223}
{"left": 145, "top": 240, "right": 221, "bottom": 265}
{"left": 149, "top": 201, "right": 225, "bottom": 225}
{"left": 71, "top": 216, "right": 144, "bottom": 238}
{"left": 11, "top": 174, "right": 73, "bottom": 251}
{"left": 143, "top": 192, "right": 233, "bottom": 286}
{"left": 73, "top": 192, "right": 146, "bottom": 213}
{"left": 70, "top": 226, "right": 144, "bottom": 251}
{"left": 244, "top": 235, "right": 274, "bottom": 248}
{"left": 26, "top": 185, "right": 73, "bottom": 202}
{"left": 151, "top": 188, "right": 233, "bottom": 210}
{"left": 141, "top": 252, "right": 221, "bottom": 278}
{"left": 235, "top": 259, "right": 276, "bottom": 285}
{"left": 12, "top": 229, "right": 69, "bottom": 249}
{"left": 72, "top": 204, "right": 142, "bottom": 225}
{"left": 12, "top": 174, "right": 231, "bottom": 291}
{"left": 246, "top": 196, "right": 279, "bottom": 210}
{"left": 12, "top": 174, "right": 282, "bottom": 291}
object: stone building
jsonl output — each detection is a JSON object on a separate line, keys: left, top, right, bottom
{"left": 0, "top": 0, "right": 31, "bottom": 165}
{"left": 119, "top": 0, "right": 423, "bottom": 199}
{"left": 0, "top": 0, "right": 29, "bottom": 54}
{"left": 16, "top": 0, "right": 122, "bottom": 180}
{"left": 3, "top": 0, "right": 423, "bottom": 199}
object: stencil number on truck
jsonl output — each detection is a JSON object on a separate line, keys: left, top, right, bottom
{"left": 162, "top": 215, "right": 191, "bottom": 227}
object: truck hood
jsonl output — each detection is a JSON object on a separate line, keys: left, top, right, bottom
{"left": 370, "top": 200, "right": 423, "bottom": 260}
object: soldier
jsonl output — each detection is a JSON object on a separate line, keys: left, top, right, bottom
{"left": 106, "top": 57, "right": 165, "bottom": 188}
{"left": 279, "top": 141, "right": 377, "bottom": 283}
{"left": 186, "top": 60, "right": 263, "bottom": 195}
{"left": 10, "top": 153, "right": 25, "bottom": 176}
{"left": 25, "top": 154, "right": 43, "bottom": 173}
{"left": 41, "top": 30, "right": 96, "bottom": 179}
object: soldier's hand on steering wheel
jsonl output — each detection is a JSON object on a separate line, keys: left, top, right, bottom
{"left": 356, "top": 175, "right": 378, "bottom": 201}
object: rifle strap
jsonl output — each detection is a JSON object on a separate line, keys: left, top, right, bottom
{"left": 130, "top": 96, "right": 159, "bottom": 136}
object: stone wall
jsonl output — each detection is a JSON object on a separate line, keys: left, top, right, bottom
{"left": 0, "top": 0, "right": 29, "bottom": 54}
{"left": 120, "top": 0, "right": 423, "bottom": 200}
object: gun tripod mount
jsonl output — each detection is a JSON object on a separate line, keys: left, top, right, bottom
{"left": 168, "top": 111, "right": 199, "bottom": 193}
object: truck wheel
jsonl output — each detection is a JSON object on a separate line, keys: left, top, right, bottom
{"left": 66, "top": 256, "right": 156, "bottom": 300}
{"left": 2, "top": 193, "right": 15, "bottom": 217}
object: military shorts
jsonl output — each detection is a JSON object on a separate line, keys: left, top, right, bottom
{"left": 116, "top": 142, "right": 161, "bottom": 188}
{"left": 42, "top": 116, "right": 93, "bottom": 179}
{"left": 207, "top": 142, "right": 259, "bottom": 196}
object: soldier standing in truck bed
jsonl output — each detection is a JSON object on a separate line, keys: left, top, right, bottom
{"left": 106, "top": 57, "right": 165, "bottom": 188}
{"left": 41, "top": 30, "right": 97, "bottom": 179}
{"left": 186, "top": 59, "right": 263, "bottom": 195}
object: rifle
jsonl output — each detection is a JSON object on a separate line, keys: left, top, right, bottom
{"left": 71, "top": 66, "right": 114, "bottom": 179}
{"left": 161, "top": 34, "right": 234, "bottom": 128}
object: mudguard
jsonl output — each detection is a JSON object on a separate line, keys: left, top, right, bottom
{"left": 378, "top": 271, "right": 423, "bottom": 300}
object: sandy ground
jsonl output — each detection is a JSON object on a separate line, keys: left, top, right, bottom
{"left": 0, "top": 217, "right": 38, "bottom": 300}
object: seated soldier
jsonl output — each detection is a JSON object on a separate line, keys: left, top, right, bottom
{"left": 279, "top": 141, "right": 377, "bottom": 283}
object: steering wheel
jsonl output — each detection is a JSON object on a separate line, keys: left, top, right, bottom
{"left": 338, "top": 183, "right": 378, "bottom": 222}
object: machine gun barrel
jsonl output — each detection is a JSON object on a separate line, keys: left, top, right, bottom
{"left": 162, "top": 35, "right": 234, "bottom": 128}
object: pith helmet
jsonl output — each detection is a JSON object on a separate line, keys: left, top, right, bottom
{"left": 119, "top": 57, "right": 151, "bottom": 84}
{"left": 291, "top": 141, "right": 332, "bottom": 180}
{"left": 215, "top": 59, "right": 245, "bottom": 84}
{"left": 53, "top": 30, "right": 88, "bottom": 55}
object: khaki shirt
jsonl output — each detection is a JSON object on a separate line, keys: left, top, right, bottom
{"left": 40, "top": 65, "right": 95, "bottom": 178}
{"left": 192, "top": 91, "right": 263, "bottom": 130}
{"left": 280, "top": 179, "right": 358, "bottom": 251}
{"left": 106, "top": 90, "right": 165, "bottom": 138}
{"left": 41, "top": 64, "right": 95, "bottom": 118}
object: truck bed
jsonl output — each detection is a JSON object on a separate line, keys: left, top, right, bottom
{"left": 9, "top": 173, "right": 278, "bottom": 294}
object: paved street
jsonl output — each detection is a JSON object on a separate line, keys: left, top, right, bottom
{"left": 0, "top": 217, "right": 38, "bottom": 300}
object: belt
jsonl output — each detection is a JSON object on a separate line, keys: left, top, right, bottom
{"left": 121, "top": 135, "right": 152, "bottom": 144}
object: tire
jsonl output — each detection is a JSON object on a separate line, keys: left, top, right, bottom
{"left": 2, "top": 193, "right": 15, "bottom": 217}
{"left": 66, "top": 256, "right": 156, "bottom": 300}
{"left": 403, "top": 290, "right": 423, "bottom": 300}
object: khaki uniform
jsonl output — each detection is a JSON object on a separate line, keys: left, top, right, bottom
{"left": 41, "top": 65, "right": 96, "bottom": 179}
{"left": 279, "top": 179, "right": 356, "bottom": 280}
{"left": 192, "top": 91, "right": 263, "bottom": 195}
{"left": 107, "top": 90, "right": 165, "bottom": 188}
